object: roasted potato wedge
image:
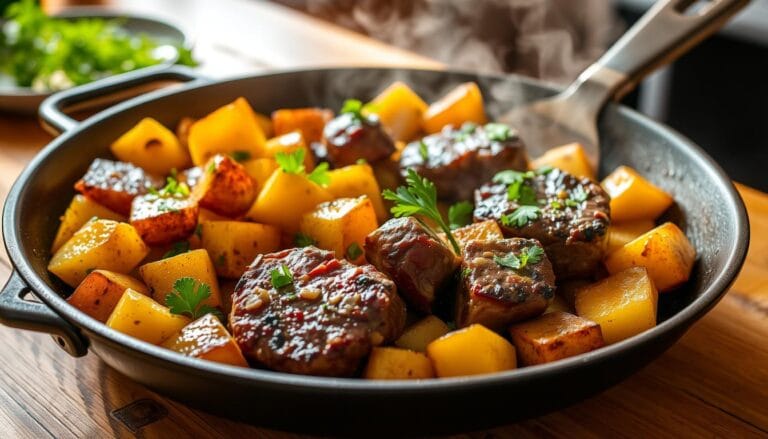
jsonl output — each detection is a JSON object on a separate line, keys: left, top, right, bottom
{"left": 395, "top": 315, "right": 451, "bottom": 352}
{"left": 106, "top": 288, "right": 191, "bottom": 345}
{"left": 363, "top": 347, "right": 435, "bottom": 379}
{"left": 200, "top": 221, "right": 281, "bottom": 278}
{"left": 422, "top": 82, "right": 487, "bottom": 134}
{"left": 162, "top": 314, "right": 248, "bottom": 367}
{"left": 365, "top": 81, "right": 427, "bottom": 142}
{"left": 51, "top": 194, "right": 125, "bottom": 252}
{"left": 299, "top": 196, "right": 378, "bottom": 264}
{"left": 110, "top": 117, "right": 191, "bottom": 175}
{"left": 427, "top": 324, "right": 516, "bottom": 377}
{"left": 67, "top": 270, "right": 149, "bottom": 322}
{"left": 139, "top": 249, "right": 222, "bottom": 308}
{"left": 193, "top": 154, "right": 257, "bottom": 217}
{"left": 509, "top": 311, "right": 605, "bottom": 365}
{"left": 531, "top": 143, "right": 595, "bottom": 180}
{"left": 602, "top": 166, "right": 674, "bottom": 222}
{"left": 326, "top": 163, "right": 387, "bottom": 222}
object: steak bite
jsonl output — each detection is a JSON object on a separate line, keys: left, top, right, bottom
{"left": 365, "top": 217, "right": 460, "bottom": 313}
{"left": 323, "top": 112, "right": 395, "bottom": 167}
{"left": 457, "top": 238, "right": 555, "bottom": 331}
{"left": 474, "top": 168, "right": 610, "bottom": 279}
{"left": 74, "top": 159, "right": 162, "bottom": 215}
{"left": 399, "top": 123, "right": 528, "bottom": 202}
{"left": 230, "top": 246, "right": 406, "bottom": 377}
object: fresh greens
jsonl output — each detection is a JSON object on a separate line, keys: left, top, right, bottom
{"left": 501, "top": 205, "right": 541, "bottom": 228}
{"left": 419, "top": 140, "right": 429, "bottom": 161}
{"left": 345, "top": 242, "right": 363, "bottom": 261}
{"left": 340, "top": 99, "right": 364, "bottom": 118}
{"left": 229, "top": 150, "right": 251, "bottom": 162}
{"left": 270, "top": 265, "right": 294, "bottom": 290}
{"left": 484, "top": 123, "right": 513, "bottom": 142}
{"left": 275, "top": 149, "right": 330, "bottom": 187}
{"left": 165, "top": 277, "right": 222, "bottom": 321}
{"left": 448, "top": 201, "right": 473, "bottom": 230}
{"left": 294, "top": 233, "right": 316, "bottom": 248}
{"left": 493, "top": 246, "right": 544, "bottom": 270}
{"left": 307, "top": 162, "right": 330, "bottom": 187}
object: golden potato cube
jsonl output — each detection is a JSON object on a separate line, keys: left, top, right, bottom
{"left": 162, "top": 314, "right": 248, "bottom": 367}
{"left": 262, "top": 131, "right": 315, "bottom": 171}
{"left": 129, "top": 194, "right": 199, "bottom": 246}
{"left": 193, "top": 154, "right": 257, "bottom": 218}
{"left": 139, "top": 249, "right": 222, "bottom": 308}
{"left": 530, "top": 143, "right": 595, "bottom": 180}
{"left": 395, "top": 315, "right": 450, "bottom": 352}
{"left": 544, "top": 295, "right": 573, "bottom": 314}
{"left": 366, "top": 81, "right": 427, "bottom": 141}
{"left": 299, "top": 196, "right": 378, "bottom": 263}
{"left": 188, "top": 97, "right": 266, "bottom": 166}
{"left": 51, "top": 194, "right": 125, "bottom": 252}
{"left": 326, "top": 163, "right": 387, "bottom": 221}
{"left": 198, "top": 208, "right": 230, "bottom": 222}
{"left": 106, "top": 288, "right": 190, "bottom": 345}
{"left": 242, "top": 157, "right": 279, "bottom": 194}
{"left": 422, "top": 82, "right": 487, "bottom": 134}
{"left": 48, "top": 219, "right": 149, "bottom": 287}
{"left": 602, "top": 166, "right": 674, "bottom": 222}
{"left": 452, "top": 220, "right": 503, "bottom": 249}
{"left": 426, "top": 324, "right": 516, "bottom": 377}
{"left": 607, "top": 219, "right": 655, "bottom": 254}
{"left": 509, "top": 311, "right": 605, "bottom": 365}
{"left": 605, "top": 222, "right": 696, "bottom": 292}
{"left": 363, "top": 347, "right": 435, "bottom": 380}
{"left": 575, "top": 267, "right": 658, "bottom": 344}
{"left": 253, "top": 111, "right": 274, "bottom": 138}
{"left": 67, "top": 270, "right": 149, "bottom": 322}
{"left": 201, "top": 221, "right": 280, "bottom": 278}
{"left": 271, "top": 107, "right": 333, "bottom": 143}
{"left": 246, "top": 169, "right": 332, "bottom": 234}
{"left": 110, "top": 117, "right": 191, "bottom": 175}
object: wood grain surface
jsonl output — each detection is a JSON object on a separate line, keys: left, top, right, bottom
{"left": 0, "top": 1, "right": 766, "bottom": 437}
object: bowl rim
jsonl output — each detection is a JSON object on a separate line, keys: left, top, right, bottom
{"left": 2, "top": 66, "right": 750, "bottom": 393}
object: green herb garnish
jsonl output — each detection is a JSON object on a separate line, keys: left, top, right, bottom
{"left": 230, "top": 150, "right": 251, "bottom": 162}
{"left": 162, "top": 241, "right": 190, "bottom": 259}
{"left": 535, "top": 165, "right": 555, "bottom": 175}
{"left": 165, "top": 277, "right": 223, "bottom": 321}
{"left": 275, "top": 149, "right": 330, "bottom": 187}
{"left": 207, "top": 161, "right": 217, "bottom": 175}
{"left": 419, "top": 140, "right": 429, "bottom": 161}
{"left": 484, "top": 123, "right": 513, "bottom": 142}
{"left": 345, "top": 242, "right": 363, "bottom": 260}
{"left": 493, "top": 169, "right": 534, "bottom": 185}
{"left": 270, "top": 265, "right": 294, "bottom": 289}
{"left": 571, "top": 185, "right": 589, "bottom": 203}
{"left": 493, "top": 246, "right": 545, "bottom": 270}
{"left": 461, "top": 267, "right": 472, "bottom": 279}
{"left": 501, "top": 205, "right": 541, "bottom": 228}
{"left": 448, "top": 201, "right": 473, "bottom": 230}
{"left": 294, "top": 233, "right": 316, "bottom": 248}
{"left": 307, "top": 162, "right": 330, "bottom": 187}
{"left": 341, "top": 99, "right": 364, "bottom": 119}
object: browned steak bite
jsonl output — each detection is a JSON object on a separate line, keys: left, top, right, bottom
{"left": 74, "top": 159, "right": 162, "bottom": 215}
{"left": 323, "top": 112, "right": 395, "bottom": 167}
{"left": 230, "top": 246, "right": 406, "bottom": 377}
{"left": 399, "top": 123, "right": 529, "bottom": 202}
{"left": 365, "top": 217, "right": 460, "bottom": 313}
{"left": 474, "top": 168, "right": 610, "bottom": 279}
{"left": 457, "top": 238, "right": 555, "bottom": 331}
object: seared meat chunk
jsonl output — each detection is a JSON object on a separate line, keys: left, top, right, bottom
{"left": 323, "top": 112, "right": 395, "bottom": 166}
{"left": 365, "top": 217, "right": 460, "bottom": 313}
{"left": 230, "top": 247, "right": 406, "bottom": 377}
{"left": 457, "top": 238, "right": 555, "bottom": 331}
{"left": 74, "top": 159, "right": 162, "bottom": 215}
{"left": 399, "top": 123, "right": 528, "bottom": 202}
{"left": 474, "top": 168, "right": 610, "bottom": 279}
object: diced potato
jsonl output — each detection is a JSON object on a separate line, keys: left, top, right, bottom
{"left": 110, "top": 117, "right": 191, "bottom": 175}
{"left": 193, "top": 154, "right": 257, "bottom": 217}
{"left": 51, "top": 194, "right": 125, "bottom": 252}
{"left": 299, "top": 196, "right": 378, "bottom": 263}
{"left": 531, "top": 143, "right": 595, "bottom": 180}
{"left": 175, "top": 117, "right": 195, "bottom": 149}
{"left": 326, "top": 163, "right": 387, "bottom": 221}
{"left": 106, "top": 288, "right": 190, "bottom": 345}
{"left": 422, "top": 82, "right": 487, "bottom": 134}
{"left": 188, "top": 97, "right": 266, "bottom": 166}
{"left": 246, "top": 169, "right": 332, "bottom": 234}
{"left": 363, "top": 347, "right": 435, "bottom": 379}
{"left": 605, "top": 222, "right": 696, "bottom": 292}
{"left": 242, "top": 157, "right": 279, "bottom": 193}
{"left": 271, "top": 107, "right": 333, "bottom": 143}
{"left": 198, "top": 208, "right": 230, "bottom": 222}
{"left": 365, "top": 81, "right": 427, "bottom": 141}
{"left": 544, "top": 295, "right": 573, "bottom": 314}
{"left": 139, "top": 249, "right": 221, "bottom": 307}
{"left": 253, "top": 111, "right": 273, "bottom": 138}
{"left": 67, "top": 270, "right": 149, "bottom": 322}
{"left": 426, "top": 324, "right": 516, "bottom": 377}
{"left": 509, "top": 311, "right": 605, "bottom": 365}
{"left": 395, "top": 315, "right": 450, "bottom": 352}
{"left": 602, "top": 166, "right": 674, "bottom": 221}
{"left": 129, "top": 194, "right": 199, "bottom": 246}
{"left": 607, "top": 219, "right": 655, "bottom": 254}
{"left": 575, "top": 267, "right": 658, "bottom": 344}
{"left": 200, "top": 221, "right": 280, "bottom": 278}
{"left": 162, "top": 314, "right": 248, "bottom": 367}
{"left": 262, "top": 131, "right": 315, "bottom": 171}
{"left": 452, "top": 220, "right": 503, "bottom": 250}
{"left": 48, "top": 219, "right": 149, "bottom": 287}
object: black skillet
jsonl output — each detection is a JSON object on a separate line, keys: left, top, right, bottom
{"left": 0, "top": 1, "right": 751, "bottom": 435}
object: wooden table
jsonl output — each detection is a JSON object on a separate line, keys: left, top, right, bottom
{"left": 1, "top": 1, "right": 767, "bottom": 437}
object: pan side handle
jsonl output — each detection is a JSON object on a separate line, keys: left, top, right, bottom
{"left": 0, "top": 271, "right": 88, "bottom": 357}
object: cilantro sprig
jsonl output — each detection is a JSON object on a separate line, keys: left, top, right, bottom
{"left": 382, "top": 169, "right": 461, "bottom": 254}
{"left": 270, "top": 265, "right": 294, "bottom": 289}
{"left": 166, "top": 277, "right": 223, "bottom": 321}
{"left": 501, "top": 205, "right": 541, "bottom": 228}
{"left": 275, "top": 149, "right": 330, "bottom": 187}
{"left": 448, "top": 201, "right": 473, "bottom": 230}
{"left": 341, "top": 99, "right": 365, "bottom": 119}
{"left": 484, "top": 123, "right": 514, "bottom": 142}
{"left": 149, "top": 175, "right": 190, "bottom": 198}
{"left": 493, "top": 246, "right": 545, "bottom": 270}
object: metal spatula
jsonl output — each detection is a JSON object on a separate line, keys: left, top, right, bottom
{"left": 499, "top": 0, "right": 750, "bottom": 171}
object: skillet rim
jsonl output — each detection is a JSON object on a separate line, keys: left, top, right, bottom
{"left": 2, "top": 67, "right": 750, "bottom": 393}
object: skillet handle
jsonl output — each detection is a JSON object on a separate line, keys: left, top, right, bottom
{"left": 39, "top": 65, "right": 209, "bottom": 135}
{"left": 0, "top": 271, "right": 88, "bottom": 357}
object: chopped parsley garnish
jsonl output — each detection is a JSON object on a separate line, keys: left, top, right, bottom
{"left": 307, "top": 162, "right": 330, "bottom": 187}
{"left": 535, "top": 165, "right": 555, "bottom": 175}
{"left": 275, "top": 149, "right": 330, "bottom": 187}
{"left": 151, "top": 175, "right": 190, "bottom": 199}
{"left": 550, "top": 200, "right": 563, "bottom": 209}
{"left": 341, "top": 99, "right": 364, "bottom": 119}
{"left": 493, "top": 169, "right": 535, "bottom": 185}
{"left": 162, "top": 241, "right": 190, "bottom": 259}
{"left": 356, "top": 158, "right": 368, "bottom": 165}
{"left": 270, "top": 265, "right": 294, "bottom": 289}
{"left": 461, "top": 267, "right": 472, "bottom": 279}
{"left": 229, "top": 150, "right": 251, "bottom": 162}
{"left": 461, "top": 122, "right": 477, "bottom": 134}
{"left": 206, "top": 161, "right": 216, "bottom": 175}
{"left": 484, "top": 123, "right": 513, "bottom": 142}
{"left": 294, "top": 233, "right": 316, "bottom": 247}
{"left": 166, "top": 277, "right": 223, "bottom": 321}
{"left": 448, "top": 201, "right": 473, "bottom": 230}
{"left": 501, "top": 205, "right": 541, "bottom": 228}
{"left": 571, "top": 185, "right": 589, "bottom": 203}
{"left": 493, "top": 246, "right": 545, "bottom": 270}
{"left": 382, "top": 169, "right": 461, "bottom": 254}
{"left": 494, "top": 169, "right": 538, "bottom": 205}
{"left": 419, "top": 140, "right": 429, "bottom": 161}
{"left": 345, "top": 242, "right": 363, "bottom": 260}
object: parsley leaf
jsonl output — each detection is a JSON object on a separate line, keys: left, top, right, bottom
{"left": 495, "top": 169, "right": 537, "bottom": 205}
{"left": 493, "top": 169, "right": 534, "bottom": 185}
{"left": 460, "top": 122, "right": 477, "bottom": 134}
{"left": 493, "top": 245, "right": 544, "bottom": 270}
{"left": 571, "top": 185, "right": 589, "bottom": 203}
{"left": 229, "top": 150, "right": 251, "bottom": 162}
{"left": 153, "top": 175, "right": 190, "bottom": 199}
{"left": 307, "top": 162, "right": 330, "bottom": 187}
{"left": 294, "top": 233, "right": 316, "bottom": 247}
{"left": 448, "top": 201, "right": 473, "bottom": 230}
{"left": 345, "top": 242, "right": 363, "bottom": 260}
{"left": 535, "top": 165, "right": 555, "bottom": 175}
{"left": 419, "top": 140, "right": 429, "bottom": 161}
{"left": 484, "top": 123, "right": 514, "bottom": 142}
{"left": 275, "top": 149, "right": 306, "bottom": 174}
{"left": 270, "top": 265, "right": 294, "bottom": 289}
{"left": 165, "top": 277, "right": 223, "bottom": 321}
{"left": 493, "top": 253, "right": 521, "bottom": 269}
{"left": 501, "top": 205, "right": 541, "bottom": 228}
{"left": 341, "top": 99, "right": 364, "bottom": 119}
{"left": 162, "top": 241, "right": 190, "bottom": 259}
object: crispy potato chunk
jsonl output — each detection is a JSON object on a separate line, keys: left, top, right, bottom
{"left": 74, "top": 159, "right": 162, "bottom": 215}
{"left": 271, "top": 107, "right": 333, "bottom": 143}
{"left": 193, "top": 154, "right": 257, "bottom": 217}
{"left": 51, "top": 194, "right": 125, "bottom": 252}
{"left": 607, "top": 219, "right": 655, "bottom": 254}
{"left": 531, "top": 143, "right": 595, "bottom": 180}
{"left": 129, "top": 194, "right": 199, "bottom": 246}
{"left": 509, "top": 311, "right": 605, "bottom": 365}
{"left": 299, "top": 196, "right": 378, "bottom": 264}
{"left": 363, "top": 347, "right": 435, "bottom": 379}
{"left": 575, "top": 267, "right": 658, "bottom": 344}
{"left": 426, "top": 324, "right": 516, "bottom": 377}
{"left": 110, "top": 117, "right": 191, "bottom": 175}
{"left": 241, "top": 157, "right": 278, "bottom": 193}
{"left": 366, "top": 81, "right": 428, "bottom": 142}
{"left": 139, "top": 249, "right": 221, "bottom": 308}
{"left": 326, "top": 163, "right": 387, "bottom": 222}
{"left": 106, "top": 288, "right": 190, "bottom": 345}
{"left": 605, "top": 222, "right": 696, "bottom": 292}
{"left": 422, "top": 82, "right": 487, "bottom": 134}
{"left": 451, "top": 220, "right": 503, "bottom": 250}
{"left": 67, "top": 270, "right": 149, "bottom": 322}
{"left": 263, "top": 131, "right": 315, "bottom": 171}
{"left": 200, "top": 221, "right": 280, "bottom": 278}
{"left": 48, "top": 219, "right": 149, "bottom": 287}
{"left": 395, "top": 315, "right": 450, "bottom": 352}
{"left": 162, "top": 314, "right": 248, "bottom": 367}
{"left": 602, "top": 166, "right": 674, "bottom": 221}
